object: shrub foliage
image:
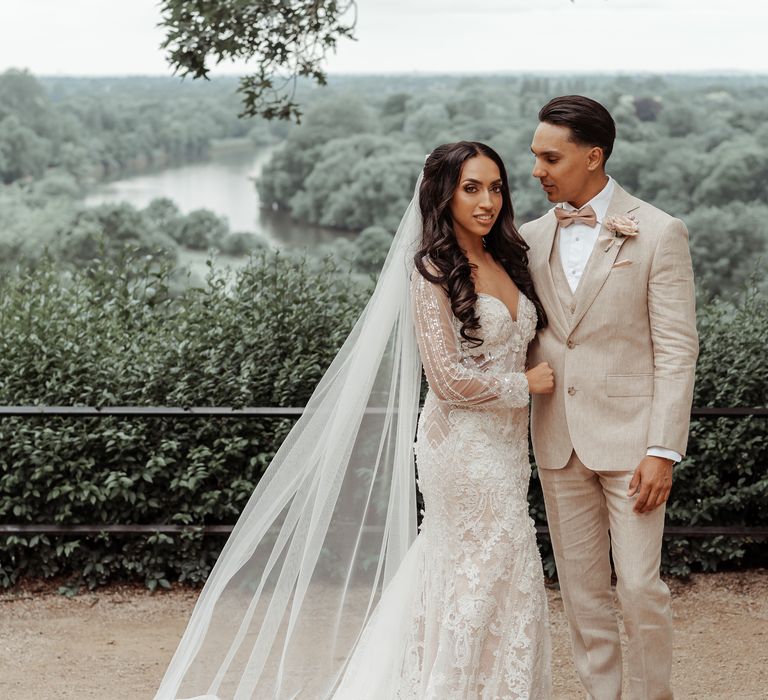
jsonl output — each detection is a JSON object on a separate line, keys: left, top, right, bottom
{"left": 0, "top": 260, "right": 765, "bottom": 588}
{"left": 0, "top": 253, "right": 367, "bottom": 590}
{"left": 661, "top": 289, "right": 767, "bottom": 576}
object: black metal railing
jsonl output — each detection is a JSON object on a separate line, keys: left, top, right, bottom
{"left": 0, "top": 406, "right": 764, "bottom": 418}
{"left": 1, "top": 405, "right": 765, "bottom": 539}
{"left": 1, "top": 523, "right": 767, "bottom": 538}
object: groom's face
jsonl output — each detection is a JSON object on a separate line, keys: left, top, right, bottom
{"left": 530, "top": 122, "right": 601, "bottom": 207}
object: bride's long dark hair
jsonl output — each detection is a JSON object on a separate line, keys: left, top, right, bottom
{"left": 414, "top": 141, "right": 548, "bottom": 346}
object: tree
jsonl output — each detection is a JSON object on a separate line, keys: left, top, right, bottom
{"left": 353, "top": 226, "right": 392, "bottom": 275}
{"left": 175, "top": 209, "right": 230, "bottom": 250}
{"left": 686, "top": 203, "right": 768, "bottom": 299}
{"left": 257, "top": 95, "right": 376, "bottom": 209}
{"left": 381, "top": 93, "right": 409, "bottom": 117}
{"left": 59, "top": 203, "right": 178, "bottom": 266}
{"left": 159, "top": 0, "right": 357, "bottom": 121}
{"left": 402, "top": 103, "right": 451, "bottom": 150}
{"left": 659, "top": 102, "right": 698, "bottom": 138}
{"left": 288, "top": 133, "right": 411, "bottom": 224}
{"left": 0, "top": 115, "right": 51, "bottom": 183}
{"left": 217, "top": 231, "right": 269, "bottom": 256}
{"left": 693, "top": 137, "right": 768, "bottom": 207}
{"left": 282, "top": 133, "right": 422, "bottom": 231}
{"left": 633, "top": 96, "right": 663, "bottom": 122}
{"left": 143, "top": 197, "right": 183, "bottom": 242}
{"left": 0, "top": 69, "right": 53, "bottom": 136}
{"left": 317, "top": 151, "right": 424, "bottom": 231}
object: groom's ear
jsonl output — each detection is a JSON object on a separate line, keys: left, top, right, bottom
{"left": 586, "top": 146, "right": 605, "bottom": 172}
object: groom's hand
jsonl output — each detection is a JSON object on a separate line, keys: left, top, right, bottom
{"left": 627, "top": 456, "right": 673, "bottom": 513}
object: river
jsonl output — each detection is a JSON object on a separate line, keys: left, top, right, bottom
{"left": 84, "top": 144, "right": 345, "bottom": 248}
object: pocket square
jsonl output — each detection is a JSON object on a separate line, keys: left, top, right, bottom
{"left": 612, "top": 259, "right": 633, "bottom": 269}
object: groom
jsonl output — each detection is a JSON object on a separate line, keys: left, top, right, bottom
{"left": 520, "top": 95, "right": 698, "bottom": 700}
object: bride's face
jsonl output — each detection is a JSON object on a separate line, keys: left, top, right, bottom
{"left": 449, "top": 155, "right": 503, "bottom": 242}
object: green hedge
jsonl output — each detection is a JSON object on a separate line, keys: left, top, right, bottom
{"left": 661, "top": 289, "right": 767, "bottom": 576}
{"left": 0, "top": 258, "right": 765, "bottom": 589}
{"left": 0, "top": 253, "right": 368, "bottom": 590}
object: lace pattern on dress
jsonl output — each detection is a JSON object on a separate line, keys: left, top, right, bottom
{"left": 396, "top": 271, "right": 551, "bottom": 699}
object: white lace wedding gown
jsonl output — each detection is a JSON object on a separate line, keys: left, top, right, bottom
{"left": 333, "top": 271, "right": 551, "bottom": 700}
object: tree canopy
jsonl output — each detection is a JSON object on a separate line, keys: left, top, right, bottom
{"left": 2, "top": 70, "right": 767, "bottom": 300}
{"left": 254, "top": 73, "right": 768, "bottom": 299}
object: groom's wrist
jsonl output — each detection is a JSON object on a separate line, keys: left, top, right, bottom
{"left": 646, "top": 446, "right": 682, "bottom": 463}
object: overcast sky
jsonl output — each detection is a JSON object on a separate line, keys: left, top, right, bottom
{"left": 1, "top": 0, "right": 766, "bottom": 76}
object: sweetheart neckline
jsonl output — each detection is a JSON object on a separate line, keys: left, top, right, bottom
{"left": 476, "top": 291, "right": 525, "bottom": 324}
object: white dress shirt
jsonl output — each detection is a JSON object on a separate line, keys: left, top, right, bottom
{"left": 558, "top": 176, "right": 615, "bottom": 293}
{"left": 556, "top": 177, "right": 682, "bottom": 464}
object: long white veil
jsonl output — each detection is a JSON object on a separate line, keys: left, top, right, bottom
{"left": 155, "top": 174, "right": 425, "bottom": 700}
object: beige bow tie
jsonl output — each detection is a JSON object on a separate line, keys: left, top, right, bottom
{"left": 555, "top": 205, "right": 598, "bottom": 228}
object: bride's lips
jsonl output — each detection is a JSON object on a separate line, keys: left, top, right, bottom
{"left": 473, "top": 213, "right": 495, "bottom": 226}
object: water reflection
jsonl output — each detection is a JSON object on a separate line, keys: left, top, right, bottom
{"left": 84, "top": 145, "right": 346, "bottom": 248}
{"left": 257, "top": 207, "right": 354, "bottom": 247}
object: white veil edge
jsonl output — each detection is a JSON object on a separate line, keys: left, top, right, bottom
{"left": 154, "top": 173, "right": 425, "bottom": 700}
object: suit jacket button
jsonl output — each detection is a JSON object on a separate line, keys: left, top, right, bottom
{"left": 567, "top": 340, "right": 575, "bottom": 349}
{"left": 568, "top": 386, "right": 576, "bottom": 396}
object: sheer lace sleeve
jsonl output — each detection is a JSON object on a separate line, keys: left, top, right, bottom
{"left": 410, "top": 270, "right": 529, "bottom": 408}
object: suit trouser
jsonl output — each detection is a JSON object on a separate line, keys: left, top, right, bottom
{"left": 538, "top": 451, "right": 673, "bottom": 700}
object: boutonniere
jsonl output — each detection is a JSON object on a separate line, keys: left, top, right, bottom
{"left": 600, "top": 214, "right": 639, "bottom": 252}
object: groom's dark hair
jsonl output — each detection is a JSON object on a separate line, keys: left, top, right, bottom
{"left": 539, "top": 95, "right": 616, "bottom": 165}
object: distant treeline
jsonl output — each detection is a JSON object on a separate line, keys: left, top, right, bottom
{"left": 257, "top": 73, "right": 768, "bottom": 299}
{"left": 1, "top": 70, "right": 766, "bottom": 299}
{"left": 0, "top": 69, "right": 287, "bottom": 185}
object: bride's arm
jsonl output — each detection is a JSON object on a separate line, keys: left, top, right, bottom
{"left": 410, "top": 271, "right": 529, "bottom": 408}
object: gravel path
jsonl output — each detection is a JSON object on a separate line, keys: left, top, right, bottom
{"left": 1, "top": 570, "right": 766, "bottom": 699}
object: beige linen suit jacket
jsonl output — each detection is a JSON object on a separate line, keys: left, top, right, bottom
{"left": 520, "top": 183, "right": 699, "bottom": 471}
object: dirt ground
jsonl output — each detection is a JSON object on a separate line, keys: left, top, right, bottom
{"left": 0, "top": 570, "right": 766, "bottom": 700}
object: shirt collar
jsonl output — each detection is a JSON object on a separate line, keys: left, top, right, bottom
{"left": 559, "top": 176, "right": 615, "bottom": 225}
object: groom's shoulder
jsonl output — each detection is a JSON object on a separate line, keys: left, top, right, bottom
{"left": 616, "top": 186, "right": 687, "bottom": 240}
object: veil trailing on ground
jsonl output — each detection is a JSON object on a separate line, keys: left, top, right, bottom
{"left": 155, "top": 174, "right": 425, "bottom": 700}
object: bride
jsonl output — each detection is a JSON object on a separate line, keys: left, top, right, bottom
{"left": 155, "top": 142, "right": 554, "bottom": 700}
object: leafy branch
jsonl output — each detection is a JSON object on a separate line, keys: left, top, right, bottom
{"left": 159, "top": 0, "right": 358, "bottom": 122}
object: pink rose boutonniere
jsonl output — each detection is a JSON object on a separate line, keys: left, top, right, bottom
{"left": 601, "top": 214, "right": 639, "bottom": 251}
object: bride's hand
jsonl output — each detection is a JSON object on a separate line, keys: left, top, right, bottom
{"left": 526, "top": 362, "right": 554, "bottom": 394}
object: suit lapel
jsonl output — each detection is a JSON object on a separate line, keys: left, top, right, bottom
{"left": 569, "top": 184, "right": 641, "bottom": 331}
{"left": 529, "top": 211, "right": 569, "bottom": 338}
